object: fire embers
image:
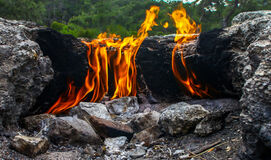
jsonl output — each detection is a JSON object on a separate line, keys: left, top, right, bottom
{"left": 170, "top": 5, "right": 210, "bottom": 98}
{"left": 47, "top": 6, "right": 160, "bottom": 114}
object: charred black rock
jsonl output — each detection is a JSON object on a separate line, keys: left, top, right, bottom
{"left": 30, "top": 28, "right": 89, "bottom": 114}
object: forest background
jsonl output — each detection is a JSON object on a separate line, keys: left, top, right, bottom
{"left": 0, "top": 0, "right": 270, "bottom": 39}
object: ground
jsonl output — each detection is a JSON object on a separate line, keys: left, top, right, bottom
{"left": 0, "top": 110, "right": 242, "bottom": 160}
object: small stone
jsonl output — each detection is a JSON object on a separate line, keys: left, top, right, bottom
{"left": 159, "top": 102, "right": 209, "bottom": 135}
{"left": 11, "top": 135, "right": 49, "bottom": 158}
{"left": 173, "top": 149, "right": 185, "bottom": 155}
{"left": 104, "top": 136, "right": 127, "bottom": 154}
{"left": 22, "top": 114, "right": 55, "bottom": 132}
{"left": 129, "top": 110, "right": 160, "bottom": 132}
{"left": 70, "top": 102, "right": 112, "bottom": 120}
{"left": 89, "top": 115, "right": 134, "bottom": 139}
{"left": 48, "top": 116, "right": 102, "bottom": 145}
{"left": 194, "top": 113, "right": 224, "bottom": 136}
{"left": 128, "top": 146, "right": 146, "bottom": 159}
{"left": 106, "top": 96, "right": 139, "bottom": 116}
{"left": 131, "top": 126, "right": 162, "bottom": 147}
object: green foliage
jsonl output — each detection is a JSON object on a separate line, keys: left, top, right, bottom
{"left": 0, "top": 0, "right": 45, "bottom": 24}
{"left": 0, "top": 0, "right": 270, "bottom": 38}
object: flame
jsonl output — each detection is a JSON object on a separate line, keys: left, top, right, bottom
{"left": 47, "top": 6, "right": 160, "bottom": 114}
{"left": 163, "top": 22, "right": 169, "bottom": 28}
{"left": 170, "top": 4, "right": 210, "bottom": 98}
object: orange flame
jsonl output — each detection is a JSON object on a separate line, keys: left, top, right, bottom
{"left": 170, "top": 4, "right": 210, "bottom": 98}
{"left": 163, "top": 22, "right": 169, "bottom": 28}
{"left": 47, "top": 6, "right": 160, "bottom": 114}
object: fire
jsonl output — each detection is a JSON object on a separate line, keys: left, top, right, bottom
{"left": 163, "top": 22, "right": 169, "bottom": 28}
{"left": 47, "top": 6, "right": 160, "bottom": 114}
{"left": 170, "top": 4, "right": 210, "bottom": 98}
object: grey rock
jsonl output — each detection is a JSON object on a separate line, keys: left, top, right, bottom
{"left": 70, "top": 102, "right": 112, "bottom": 120}
{"left": 23, "top": 114, "right": 55, "bottom": 132}
{"left": 194, "top": 113, "right": 223, "bottom": 136}
{"left": 88, "top": 115, "right": 134, "bottom": 140}
{"left": 106, "top": 96, "right": 139, "bottom": 116}
{"left": 11, "top": 135, "right": 49, "bottom": 158}
{"left": 173, "top": 149, "right": 185, "bottom": 156}
{"left": 105, "top": 96, "right": 140, "bottom": 122}
{"left": 225, "top": 11, "right": 271, "bottom": 159}
{"left": 104, "top": 136, "right": 127, "bottom": 154}
{"left": 128, "top": 146, "right": 146, "bottom": 159}
{"left": 131, "top": 126, "right": 162, "bottom": 147}
{"left": 159, "top": 102, "right": 209, "bottom": 135}
{"left": 129, "top": 110, "right": 160, "bottom": 132}
{"left": 259, "top": 123, "right": 271, "bottom": 148}
{"left": 47, "top": 116, "right": 102, "bottom": 146}
{"left": 232, "top": 10, "right": 271, "bottom": 25}
{"left": 0, "top": 18, "right": 53, "bottom": 127}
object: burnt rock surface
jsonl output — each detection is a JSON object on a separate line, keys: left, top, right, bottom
{"left": 136, "top": 35, "right": 182, "bottom": 100}
{"left": 0, "top": 18, "right": 53, "bottom": 128}
{"left": 31, "top": 28, "right": 88, "bottom": 114}
{"left": 137, "top": 33, "right": 236, "bottom": 101}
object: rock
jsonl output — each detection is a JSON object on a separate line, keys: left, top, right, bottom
{"left": 159, "top": 102, "right": 209, "bottom": 135}
{"left": 131, "top": 126, "right": 162, "bottom": 147}
{"left": 232, "top": 10, "right": 271, "bottom": 25}
{"left": 129, "top": 110, "right": 160, "bottom": 132}
{"left": 36, "top": 150, "right": 80, "bottom": 160}
{"left": 229, "top": 12, "right": 271, "bottom": 159}
{"left": 173, "top": 149, "right": 185, "bottom": 156}
{"left": 128, "top": 146, "right": 146, "bottom": 159}
{"left": 0, "top": 18, "right": 53, "bottom": 127}
{"left": 22, "top": 114, "right": 55, "bottom": 132}
{"left": 193, "top": 11, "right": 271, "bottom": 159}
{"left": 104, "top": 136, "right": 127, "bottom": 154}
{"left": 70, "top": 102, "right": 112, "bottom": 120}
{"left": 32, "top": 28, "right": 88, "bottom": 114}
{"left": 11, "top": 135, "right": 49, "bottom": 158}
{"left": 47, "top": 116, "right": 102, "bottom": 146}
{"left": 194, "top": 113, "right": 224, "bottom": 136}
{"left": 105, "top": 96, "right": 139, "bottom": 117}
{"left": 88, "top": 116, "right": 134, "bottom": 140}
{"left": 186, "top": 99, "right": 241, "bottom": 114}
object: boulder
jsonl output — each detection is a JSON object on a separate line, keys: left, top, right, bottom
{"left": 0, "top": 18, "right": 53, "bottom": 128}
{"left": 70, "top": 102, "right": 112, "bottom": 120}
{"left": 189, "top": 11, "right": 271, "bottom": 159}
{"left": 88, "top": 116, "right": 134, "bottom": 140}
{"left": 47, "top": 116, "right": 102, "bottom": 146}
{"left": 11, "top": 135, "right": 49, "bottom": 158}
{"left": 228, "top": 11, "right": 271, "bottom": 159}
{"left": 129, "top": 110, "right": 160, "bottom": 132}
{"left": 159, "top": 102, "right": 209, "bottom": 135}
